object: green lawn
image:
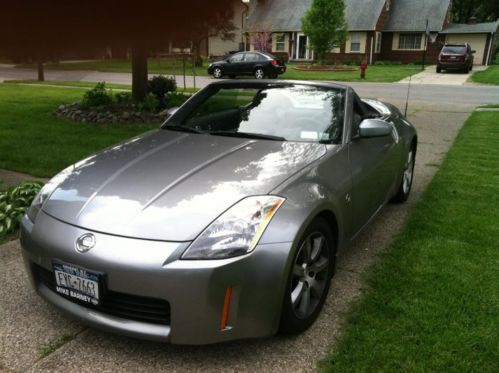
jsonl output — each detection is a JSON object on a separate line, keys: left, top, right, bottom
{"left": 0, "top": 84, "right": 157, "bottom": 177}
{"left": 324, "top": 111, "right": 499, "bottom": 371}
{"left": 3, "top": 80, "right": 199, "bottom": 93}
{"left": 471, "top": 65, "right": 499, "bottom": 85}
{"left": 17, "top": 59, "right": 422, "bottom": 83}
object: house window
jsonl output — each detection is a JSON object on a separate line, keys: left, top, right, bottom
{"left": 275, "top": 34, "right": 286, "bottom": 52}
{"left": 375, "top": 32, "right": 382, "bottom": 54}
{"left": 386, "top": 0, "right": 391, "bottom": 11}
{"left": 398, "top": 33, "right": 422, "bottom": 50}
{"left": 350, "top": 33, "right": 361, "bottom": 52}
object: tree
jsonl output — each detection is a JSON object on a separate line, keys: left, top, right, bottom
{"left": 250, "top": 22, "right": 273, "bottom": 52}
{"left": 452, "top": 0, "right": 499, "bottom": 23}
{"left": 302, "top": 0, "right": 348, "bottom": 63}
{"left": 0, "top": 0, "right": 236, "bottom": 100}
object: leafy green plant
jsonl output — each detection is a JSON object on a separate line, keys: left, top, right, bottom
{"left": 114, "top": 91, "right": 132, "bottom": 105}
{"left": 148, "top": 76, "right": 177, "bottom": 109}
{"left": 0, "top": 181, "right": 43, "bottom": 237}
{"left": 166, "top": 92, "right": 189, "bottom": 108}
{"left": 81, "top": 82, "right": 113, "bottom": 108}
{"left": 137, "top": 93, "right": 159, "bottom": 113}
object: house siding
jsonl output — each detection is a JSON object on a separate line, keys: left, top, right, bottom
{"left": 381, "top": 33, "right": 444, "bottom": 63}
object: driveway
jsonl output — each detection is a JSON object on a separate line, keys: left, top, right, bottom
{"left": 398, "top": 64, "right": 487, "bottom": 85}
{"left": 0, "top": 100, "right": 475, "bottom": 372}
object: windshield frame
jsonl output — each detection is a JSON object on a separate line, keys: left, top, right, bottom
{"left": 162, "top": 81, "right": 348, "bottom": 144}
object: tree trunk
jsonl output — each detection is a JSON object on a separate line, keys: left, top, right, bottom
{"left": 131, "top": 45, "right": 148, "bottom": 102}
{"left": 37, "top": 60, "right": 45, "bottom": 81}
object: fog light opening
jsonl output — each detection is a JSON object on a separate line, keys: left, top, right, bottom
{"left": 220, "top": 287, "right": 233, "bottom": 331}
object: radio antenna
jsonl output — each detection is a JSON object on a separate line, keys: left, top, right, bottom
{"left": 404, "top": 74, "right": 412, "bottom": 117}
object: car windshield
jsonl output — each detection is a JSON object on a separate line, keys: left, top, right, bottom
{"left": 442, "top": 46, "right": 466, "bottom": 54}
{"left": 168, "top": 85, "right": 345, "bottom": 143}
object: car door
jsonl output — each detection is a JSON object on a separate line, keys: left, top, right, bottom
{"left": 346, "top": 90, "right": 400, "bottom": 236}
{"left": 227, "top": 53, "right": 245, "bottom": 75}
{"left": 242, "top": 53, "right": 259, "bottom": 74}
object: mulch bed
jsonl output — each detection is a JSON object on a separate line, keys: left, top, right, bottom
{"left": 293, "top": 65, "right": 358, "bottom": 72}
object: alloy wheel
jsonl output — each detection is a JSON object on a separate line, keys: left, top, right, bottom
{"left": 403, "top": 150, "right": 415, "bottom": 194}
{"left": 213, "top": 67, "right": 222, "bottom": 79}
{"left": 290, "top": 232, "right": 330, "bottom": 319}
{"left": 254, "top": 68, "right": 264, "bottom": 79}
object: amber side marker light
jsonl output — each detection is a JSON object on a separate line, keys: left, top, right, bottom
{"left": 220, "top": 287, "right": 233, "bottom": 330}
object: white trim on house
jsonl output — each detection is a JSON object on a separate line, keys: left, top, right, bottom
{"left": 346, "top": 32, "right": 367, "bottom": 53}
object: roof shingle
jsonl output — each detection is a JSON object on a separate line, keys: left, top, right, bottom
{"left": 383, "top": 0, "right": 451, "bottom": 32}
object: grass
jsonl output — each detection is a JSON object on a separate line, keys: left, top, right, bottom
{"left": 0, "top": 84, "right": 157, "bottom": 177}
{"left": 324, "top": 111, "right": 499, "bottom": 371}
{"left": 3, "top": 80, "right": 199, "bottom": 93}
{"left": 471, "top": 65, "right": 499, "bottom": 85}
{"left": 17, "top": 59, "right": 422, "bottom": 83}
{"left": 38, "top": 334, "right": 75, "bottom": 359}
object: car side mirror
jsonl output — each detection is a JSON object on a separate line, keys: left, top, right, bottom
{"left": 226, "top": 59, "right": 232, "bottom": 63}
{"left": 471, "top": 50, "right": 476, "bottom": 54}
{"left": 359, "top": 119, "right": 392, "bottom": 138}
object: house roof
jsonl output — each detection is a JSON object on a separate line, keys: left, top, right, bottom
{"left": 383, "top": 0, "right": 451, "bottom": 32}
{"left": 440, "top": 21, "right": 499, "bottom": 34}
{"left": 246, "top": 0, "right": 387, "bottom": 32}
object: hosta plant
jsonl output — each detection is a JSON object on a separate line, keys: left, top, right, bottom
{"left": 0, "top": 181, "right": 43, "bottom": 237}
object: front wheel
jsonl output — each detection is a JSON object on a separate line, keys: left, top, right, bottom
{"left": 254, "top": 68, "right": 265, "bottom": 80}
{"left": 279, "top": 218, "right": 335, "bottom": 334}
{"left": 436, "top": 66, "right": 442, "bottom": 73}
{"left": 391, "top": 146, "right": 416, "bottom": 203}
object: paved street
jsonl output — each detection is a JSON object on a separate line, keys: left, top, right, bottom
{"left": 0, "top": 98, "right": 475, "bottom": 372}
{"left": 2, "top": 65, "right": 499, "bottom": 109}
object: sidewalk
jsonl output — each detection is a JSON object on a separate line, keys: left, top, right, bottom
{"left": 398, "top": 64, "right": 486, "bottom": 85}
{"left": 0, "top": 64, "right": 213, "bottom": 89}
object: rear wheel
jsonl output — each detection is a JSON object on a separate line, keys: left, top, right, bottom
{"left": 436, "top": 65, "right": 442, "bottom": 73}
{"left": 391, "top": 145, "right": 416, "bottom": 203}
{"left": 279, "top": 218, "right": 335, "bottom": 334}
{"left": 213, "top": 67, "right": 223, "bottom": 79}
{"left": 269, "top": 73, "right": 278, "bottom": 79}
{"left": 254, "top": 68, "right": 265, "bottom": 80}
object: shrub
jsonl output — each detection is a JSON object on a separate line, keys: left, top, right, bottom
{"left": 81, "top": 82, "right": 113, "bottom": 108}
{"left": 166, "top": 92, "right": 189, "bottom": 108}
{"left": 114, "top": 91, "right": 132, "bottom": 105}
{"left": 148, "top": 76, "right": 177, "bottom": 98}
{"left": 138, "top": 93, "right": 159, "bottom": 113}
{"left": 0, "top": 181, "right": 43, "bottom": 237}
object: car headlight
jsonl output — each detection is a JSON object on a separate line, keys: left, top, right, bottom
{"left": 27, "top": 165, "right": 74, "bottom": 222}
{"left": 182, "top": 196, "right": 285, "bottom": 260}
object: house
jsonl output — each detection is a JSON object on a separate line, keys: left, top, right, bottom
{"left": 246, "top": 0, "right": 498, "bottom": 65}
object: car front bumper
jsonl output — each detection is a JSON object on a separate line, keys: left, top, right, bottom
{"left": 20, "top": 212, "right": 293, "bottom": 345}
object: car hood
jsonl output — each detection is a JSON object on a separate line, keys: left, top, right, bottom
{"left": 43, "top": 130, "right": 326, "bottom": 241}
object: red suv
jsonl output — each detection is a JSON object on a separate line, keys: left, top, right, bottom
{"left": 437, "top": 44, "right": 475, "bottom": 73}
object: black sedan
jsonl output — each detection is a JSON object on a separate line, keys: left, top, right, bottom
{"left": 208, "top": 51, "right": 286, "bottom": 80}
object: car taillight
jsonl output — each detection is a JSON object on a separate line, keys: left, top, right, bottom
{"left": 271, "top": 59, "right": 278, "bottom": 66}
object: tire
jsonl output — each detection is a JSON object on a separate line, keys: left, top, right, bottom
{"left": 228, "top": 75, "right": 236, "bottom": 79}
{"left": 436, "top": 66, "right": 442, "bottom": 73}
{"left": 269, "top": 73, "right": 278, "bottom": 79}
{"left": 279, "top": 217, "right": 335, "bottom": 334}
{"left": 213, "top": 67, "right": 223, "bottom": 79}
{"left": 391, "top": 145, "right": 416, "bottom": 203}
{"left": 254, "top": 68, "right": 265, "bottom": 80}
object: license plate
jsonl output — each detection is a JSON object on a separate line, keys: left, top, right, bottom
{"left": 450, "top": 56, "right": 457, "bottom": 59}
{"left": 53, "top": 261, "right": 101, "bottom": 305}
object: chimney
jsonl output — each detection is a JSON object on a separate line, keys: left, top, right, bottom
{"left": 467, "top": 16, "right": 477, "bottom": 25}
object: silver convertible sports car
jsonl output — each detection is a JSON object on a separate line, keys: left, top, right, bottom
{"left": 21, "top": 81, "right": 417, "bottom": 345}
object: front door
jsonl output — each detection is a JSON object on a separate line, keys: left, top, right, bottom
{"left": 296, "top": 33, "right": 313, "bottom": 60}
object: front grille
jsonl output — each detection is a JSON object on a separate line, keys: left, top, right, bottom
{"left": 33, "top": 263, "right": 171, "bottom": 325}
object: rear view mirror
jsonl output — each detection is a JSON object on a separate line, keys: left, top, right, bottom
{"left": 359, "top": 119, "right": 392, "bottom": 138}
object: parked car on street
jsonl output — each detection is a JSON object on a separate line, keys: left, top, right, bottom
{"left": 208, "top": 51, "right": 286, "bottom": 79}
{"left": 21, "top": 80, "right": 417, "bottom": 345}
{"left": 437, "top": 43, "right": 475, "bottom": 73}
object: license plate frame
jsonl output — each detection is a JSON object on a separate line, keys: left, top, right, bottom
{"left": 52, "top": 260, "right": 102, "bottom": 306}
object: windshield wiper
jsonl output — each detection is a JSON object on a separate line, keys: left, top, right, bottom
{"left": 209, "top": 131, "right": 286, "bottom": 142}
{"left": 164, "top": 125, "right": 205, "bottom": 134}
